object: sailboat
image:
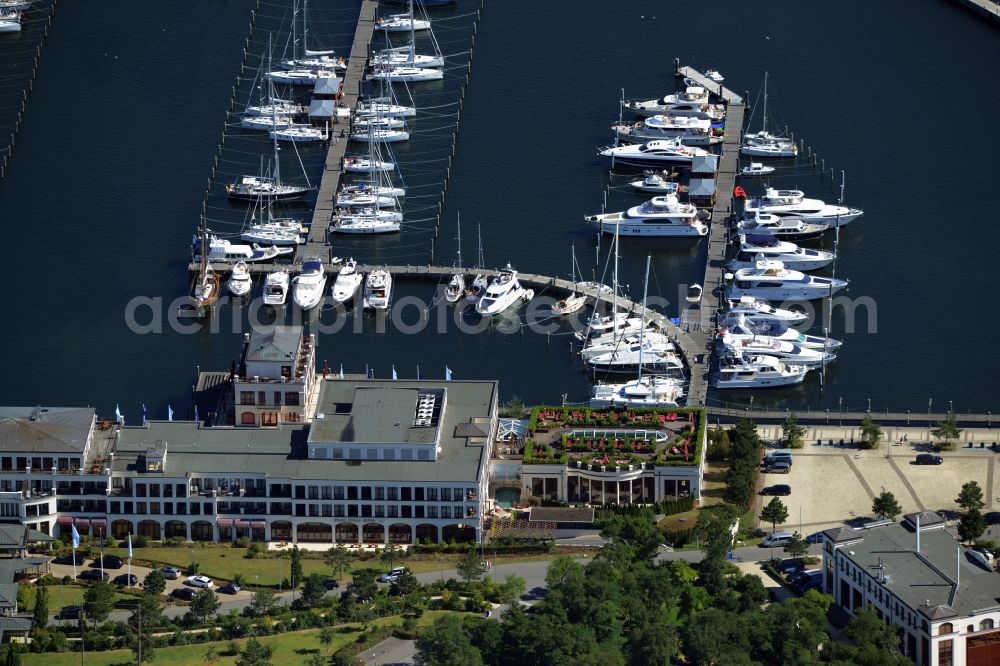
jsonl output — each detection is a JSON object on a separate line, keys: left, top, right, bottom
{"left": 227, "top": 137, "right": 312, "bottom": 201}
{"left": 465, "top": 224, "right": 488, "bottom": 302}
{"left": 370, "top": 0, "right": 443, "bottom": 82}
{"left": 280, "top": 0, "right": 345, "bottom": 72}
{"left": 552, "top": 245, "right": 586, "bottom": 316}
{"left": 741, "top": 72, "right": 798, "bottom": 158}
{"left": 445, "top": 214, "right": 466, "bottom": 304}
{"left": 191, "top": 224, "right": 221, "bottom": 312}
{"left": 0, "top": 10, "right": 21, "bottom": 33}
{"left": 267, "top": 0, "right": 340, "bottom": 85}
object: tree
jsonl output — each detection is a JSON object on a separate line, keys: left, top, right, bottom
{"left": 348, "top": 568, "right": 380, "bottom": 602}
{"left": 300, "top": 574, "right": 327, "bottom": 608}
{"left": 380, "top": 543, "right": 403, "bottom": 570}
{"left": 860, "top": 414, "right": 883, "bottom": 449}
{"left": 500, "top": 395, "right": 527, "bottom": 419}
{"left": 628, "top": 623, "right": 679, "bottom": 666}
{"left": 130, "top": 594, "right": 165, "bottom": 632}
{"left": 706, "top": 427, "right": 731, "bottom": 462}
{"left": 82, "top": 581, "right": 115, "bottom": 626}
{"left": 871, "top": 489, "right": 902, "bottom": 521}
{"left": 456, "top": 550, "right": 487, "bottom": 584}
{"left": 392, "top": 570, "right": 420, "bottom": 596}
{"left": 957, "top": 480, "right": 986, "bottom": 511}
{"left": 142, "top": 569, "right": 166, "bottom": 597}
{"left": 324, "top": 545, "right": 352, "bottom": 580}
{"left": 32, "top": 586, "right": 48, "bottom": 630}
{"left": 318, "top": 626, "right": 336, "bottom": 651}
{"left": 415, "top": 614, "right": 484, "bottom": 666}
{"left": 600, "top": 513, "right": 663, "bottom": 561}
{"left": 959, "top": 508, "right": 986, "bottom": 545}
{"left": 696, "top": 504, "right": 740, "bottom": 594}
{"left": 249, "top": 587, "right": 278, "bottom": 617}
{"left": 0, "top": 644, "right": 21, "bottom": 666}
{"left": 290, "top": 545, "right": 303, "bottom": 589}
{"left": 932, "top": 411, "right": 962, "bottom": 443}
{"left": 189, "top": 588, "right": 220, "bottom": 623}
{"left": 724, "top": 419, "right": 761, "bottom": 508}
{"left": 305, "top": 655, "right": 326, "bottom": 666}
{"left": 781, "top": 413, "right": 808, "bottom": 448}
{"left": 783, "top": 532, "right": 810, "bottom": 558}
{"left": 831, "top": 605, "right": 909, "bottom": 666}
{"left": 760, "top": 496, "right": 788, "bottom": 535}
{"left": 498, "top": 574, "right": 526, "bottom": 606}
{"left": 236, "top": 637, "right": 274, "bottom": 666}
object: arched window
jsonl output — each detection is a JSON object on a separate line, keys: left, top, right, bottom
{"left": 980, "top": 619, "right": 995, "bottom": 631}
{"left": 241, "top": 411, "right": 256, "bottom": 425}
{"left": 938, "top": 623, "right": 953, "bottom": 635}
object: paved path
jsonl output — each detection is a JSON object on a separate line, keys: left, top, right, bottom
{"left": 843, "top": 455, "right": 876, "bottom": 501}
{"left": 887, "top": 455, "right": 925, "bottom": 511}
{"left": 358, "top": 636, "right": 417, "bottom": 666}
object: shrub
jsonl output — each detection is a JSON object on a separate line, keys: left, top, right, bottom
{"left": 235, "top": 536, "right": 252, "bottom": 549}
{"left": 933, "top": 441, "right": 957, "bottom": 452}
{"left": 133, "top": 535, "right": 150, "bottom": 549}
{"left": 164, "top": 537, "right": 185, "bottom": 547}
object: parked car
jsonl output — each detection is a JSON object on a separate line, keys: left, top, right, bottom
{"left": 218, "top": 583, "right": 241, "bottom": 595}
{"left": 54, "top": 552, "right": 87, "bottom": 566}
{"left": 171, "top": 587, "right": 196, "bottom": 601}
{"left": 790, "top": 570, "right": 823, "bottom": 593}
{"left": 765, "top": 461, "right": 792, "bottom": 474}
{"left": 761, "top": 531, "right": 794, "bottom": 548}
{"left": 78, "top": 569, "right": 109, "bottom": 582}
{"left": 378, "top": 567, "right": 407, "bottom": 583}
{"left": 804, "top": 532, "right": 825, "bottom": 545}
{"left": 322, "top": 579, "right": 341, "bottom": 590}
{"left": 92, "top": 555, "right": 124, "bottom": 570}
{"left": 56, "top": 605, "right": 81, "bottom": 620}
{"left": 186, "top": 575, "right": 214, "bottom": 588}
{"left": 761, "top": 484, "right": 792, "bottom": 496}
{"left": 160, "top": 566, "right": 181, "bottom": 580}
{"left": 915, "top": 453, "right": 943, "bottom": 465}
{"left": 776, "top": 558, "right": 805, "bottom": 575}
{"left": 765, "top": 450, "right": 793, "bottom": 462}
{"left": 113, "top": 574, "right": 138, "bottom": 587}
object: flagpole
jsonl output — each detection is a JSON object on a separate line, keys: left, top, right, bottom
{"left": 99, "top": 529, "right": 105, "bottom": 580}
{"left": 72, "top": 544, "right": 77, "bottom": 580}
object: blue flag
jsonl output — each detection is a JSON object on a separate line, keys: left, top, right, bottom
{"left": 70, "top": 524, "right": 80, "bottom": 549}
{"left": 167, "top": 405, "right": 174, "bottom": 421}
{"left": 127, "top": 533, "right": 133, "bottom": 558}
{"left": 194, "top": 404, "right": 200, "bottom": 422}
{"left": 445, "top": 366, "right": 453, "bottom": 381}
{"left": 141, "top": 404, "right": 147, "bottom": 426}
{"left": 392, "top": 365, "right": 397, "bottom": 380}
{"left": 114, "top": 404, "right": 122, "bottom": 423}
{"left": 416, "top": 365, "right": 422, "bottom": 380}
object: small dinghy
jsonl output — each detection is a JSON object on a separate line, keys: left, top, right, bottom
{"left": 705, "top": 69, "right": 724, "bottom": 83}
{"left": 741, "top": 162, "right": 776, "bottom": 177}
{"left": 686, "top": 283, "right": 703, "bottom": 304}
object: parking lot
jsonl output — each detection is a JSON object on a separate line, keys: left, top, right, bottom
{"left": 755, "top": 442, "right": 995, "bottom": 534}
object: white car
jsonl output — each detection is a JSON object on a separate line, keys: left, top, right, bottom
{"left": 378, "top": 567, "right": 407, "bottom": 583}
{"left": 186, "top": 575, "right": 214, "bottom": 588}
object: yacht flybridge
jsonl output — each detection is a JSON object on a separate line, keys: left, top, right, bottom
{"left": 331, "top": 258, "right": 363, "bottom": 304}
{"left": 612, "top": 114, "right": 721, "bottom": 147}
{"left": 725, "top": 236, "right": 835, "bottom": 272}
{"left": 624, "top": 86, "right": 725, "bottom": 120}
{"left": 586, "top": 195, "right": 708, "bottom": 237}
{"left": 744, "top": 188, "right": 863, "bottom": 227}
{"left": 725, "top": 260, "right": 847, "bottom": 302}
{"left": 292, "top": 257, "right": 327, "bottom": 311}
{"left": 713, "top": 352, "right": 810, "bottom": 389}
{"left": 590, "top": 376, "right": 685, "bottom": 408}
{"left": 725, "top": 296, "right": 808, "bottom": 326}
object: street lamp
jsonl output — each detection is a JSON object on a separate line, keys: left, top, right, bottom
{"left": 867, "top": 398, "right": 871, "bottom": 413}
{"left": 949, "top": 400, "right": 953, "bottom": 414}
{"left": 838, "top": 397, "right": 843, "bottom": 426}
{"left": 928, "top": 399, "right": 933, "bottom": 427}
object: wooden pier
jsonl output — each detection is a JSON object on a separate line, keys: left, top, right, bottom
{"left": 298, "top": 0, "right": 379, "bottom": 261}
{"left": 674, "top": 65, "right": 744, "bottom": 105}
{"left": 948, "top": 0, "right": 1000, "bottom": 25}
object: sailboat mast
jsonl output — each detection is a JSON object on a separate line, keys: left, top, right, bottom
{"left": 637, "top": 255, "right": 650, "bottom": 380}
{"left": 302, "top": 0, "right": 308, "bottom": 61}
{"left": 291, "top": 0, "right": 298, "bottom": 62}
{"left": 408, "top": 0, "right": 416, "bottom": 66}
{"left": 456, "top": 212, "right": 462, "bottom": 269}
{"left": 477, "top": 224, "right": 484, "bottom": 269}
{"left": 761, "top": 71, "right": 768, "bottom": 135}
{"left": 612, "top": 221, "right": 619, "bottom": 316}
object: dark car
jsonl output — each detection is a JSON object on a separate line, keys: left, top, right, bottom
{"left": 56, "top": 605, "right": 81, "bottom": 620}
{"left": 915, "top": 454, "right": 943, "bottom": 465}
{"left": 78, "top": 569, "right": 109, "bottom": 582}
{"left": 218, "top": 583, "right": 241, "bottom": 595}
{"left": 791, "top": 571, "right": 823, "bottom": 594}
{"left": 776, "top": 558, "right": 805, "bottom": 575}
{"left": 761, "top": 484, "right": 792, "bottom": 496}
{"left": 54, "top": 552, "right": 87, "bottom": 566}
{"left": 113, "top": 573, "right": 138, "bottom": 587}
{"left": 323, "top": 579, "right": 340, "bottom": 591}
{"left": 765, "top": 461, "right": 792, "bottom": 474}
{"left": 92, "top": 555, "right": 124, "bottom": 570}
{"left": 171, "top": 587, "right": 196, "bottom": 601}
{"left": 804, "top": 532, "right": 825, "bottom": 545}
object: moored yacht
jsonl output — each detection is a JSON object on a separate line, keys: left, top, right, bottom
{"left": 725, "top": 260, "right": 847, "bottom": 302}
{"left": 343, "top": 155, "right": 395, "bottom": 174}
{"left": 612, "top": 114, "right": 721, "bottom": 146}
{"left": 627, "top": 171, "right": 679, "bottom": 195}
{"left": 241, "top": 115, "right": 294, "bottom": 132}
{"left": 580, "top": 331, "right": 668, "bottom": 361}
{"left": 740, "top": 131, "right": 798, "bottom": 158}
{"left": 725, "top": 236, "right": 835, "bottom": 272}
{"left": 719, "top": 334, "right": 836, "bottom": 368}
{"left": 356, "top": 98, "right": 417, "bottom": 118}
{"left": 243, "top": 100, "right": 309, "bottom": 117}
{"left": 586, "top": 194, "right": 708, "bottom": 237}
{"left": 475, "top": 265, "right": 533, "bottom": 315}
{"left": 590, "top": 376, "right": 686, "bottom": 408}
{"left": 598, "top": 139, "right": 710, "bottom": 169}
{"left": 331, "top": 258, "right": 363, "bottom": 304}
{"left": 263, "top": 270, "right": 290, "bottom": 306}
{"left": 227, "top": 261, "right": 253, "bottom": 297}
{"left": 372, "top": 48, "right": 444, "bottom": 69}
{"left": 192, "top": 235, "right": 294, "bottom": 263}
{"left": 364, "top": 268, "right": 393, "bottom": 310}
{"left": 624, "top": 86, "right": 725, "bottom": 120}
{"left": 292, "top": 257, "right": 327, "bottom": 310}
{"left": 587, "top": 340, "right": 683, "bottom": 374}
{"left": 745, "top": 188, "right": 863, "bottom": 227}
{"left": 445, "top": 273, "right": 466, "bottom": 304}
{"left": 367, "top": 66, "right": 443, "bottom": 83}
{"left": 736, "top": 213, "right": 829, "bottom": 242}
{"left": 725, "top": 296, "right": 808, "bottom": 326}
{"left": 349, "top": 127, "right": 410, "bottom": 143}
{"left": 741, "top": 162, "right": 776, "bottom": 177}
{"left": 718, "top": 313, "right": 842, "bottom": 350}
{"left": 335, "top": 191, "right": 398, "bottom": 209}
{"left": 226, "top": 176, "right": 311, "bottom": 201}
{"left": 265, "top": 68, "right": 339, "bottom": 86}
{"left": 271, "top": 125, "right": 328, "bottom": 143}
{"left": 713, "top": 352, "right": 810, "bottom": 389}
{"left": 375, "top": 14, "right": 430, "bottom": 32}
{"left": 352, "top": 116, "right": 407, "bottom": 132}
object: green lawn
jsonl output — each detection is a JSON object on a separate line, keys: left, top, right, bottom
{"left": 23, "top": 611, "right": 462, "bottom": 666}
{"left": 24, "top": 584, "right": 133, "bottom": 612}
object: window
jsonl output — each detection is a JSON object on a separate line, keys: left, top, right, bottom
{"left": 347, "top": 505, "right": 358, "bottom": 518}
{"left": 388, "top": 506, "right": 398, "bottom": 518}
{"left": 284, "top": 412, "right": 300, "bottom": 423}
{"left": 308, "top": 486, "right": 319, "bottom": 500}
{"left": 383, "top": 449, "right": 395, "bottom": 460}
{"left": 349, "top": 449, "right": 361, "bottom": 460}
{"left": 375, "top": 487, "right": 384, "bottom": 500}
{"left": 441, "top": 488, "right": 451, "bottom": 501}
{"left": 453, "top": 488, "right": 462, "bottom": 502}
{"left": 260, "top": 412, "right": 277, "bottom": 426}
{"left": 428, "top": 506, "right": 438, "bottom": 518}
{"left": 415, "top": 506, "right": 424, "bottom": 518}
{"left": 136, "top": 484, "right": 146, "bottom": 498}
{"left": 281, "top": 365, "right": 292, "bottom": 378}
{"left": 375, "top": 506, "right": 384, "bottom": 517}
{"left": 361, "top": 505, "right": 372, "bottom": 518}
{"left": 980, "top": 619, "right": 995, "bottom": 631}
{"left": 240, "top": 391, "right": 255, "bottom": 405}
{"left": 334, "top": 505, "right": 345, "bottom": 517}
{"left": 418, "top": 449, "right": 430, "bottom": 460}
{"left": 938, "top": 623, "right": 953, "bottom": 635}
{"left": 402, "top": 506, "right": 412, "bottom": 518}
{"left": 334, "top": 487, "right": 345, "bottom": 500}
{"left": 367, "top": 449, "right": 378, "bottom": 460}
{"left": 273, "top": 392, "right": 282, "bottom": 406}
{"left": 285, "top": 392, "right": 300, "bottom": 406}
{"left": 241, "top": 412, "right": 256, "bottom": 425}
{"left": 150, "top": 502, "right": 160, "bottom": 514}
{"left": 322, "top": 486, "right": 332, "bottom": 500}
{"left": 137, "top": 502, "right": 147, "bottom": 514}
{"left": 938, "top": 638, "right": 953, "bottom": 666}
{"left": 441, "top": 506, "right": 451, "bottom": 519}
{"left": 427, "top": 488, "right": 438, "bottom": 501}
{"left": 361, "top": 487, "right": 372, "bottom": 500}
{"left": 401, "top": 488, "right": 411, "bottom": 501}
{"left": 415, "top": 488, "right": 424, "bottom": 501}
{"left": 388, "top": 488, "right": 399, "bottom": 501}
{"left": 190, "top": 503, "right": 200, "bottom": 515}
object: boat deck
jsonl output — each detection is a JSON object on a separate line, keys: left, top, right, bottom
{"left": 298, "top": 0, "right": 378, "bottom": 261}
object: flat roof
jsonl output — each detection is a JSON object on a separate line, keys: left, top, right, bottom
{"left": 309, "top": 386, "right": 436, "bottom": 445}
{"left": 529, "top": 507, "right": 595, "bottom": 523}
{"left": 0, "top": 406, "right": 94, "bottom": 454}
{"left": 832, "top": 522, "right": 1000, "bottom": 619}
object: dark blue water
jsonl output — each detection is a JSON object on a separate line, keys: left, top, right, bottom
{"left": 0, "top": 0, "right": 997, "bottom": 419}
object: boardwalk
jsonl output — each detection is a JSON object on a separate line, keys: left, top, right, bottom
{"left": 706, "top": 406, "right": 998, "bottom": 427}
{"left": 298, "top": 0, "right": 379, "bottom": 261}
{"left": 674, "top": 65, "right": 744, "bottom": 104}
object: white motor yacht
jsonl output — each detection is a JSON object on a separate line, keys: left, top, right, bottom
{"left": 586, "top": 194, "right": 708, "bottom": 237}
{"left": 343, "top": 156, "right": 395, "bottom": 173}
{"left": 736, "top": 213, "right": 829, "bottom": 242}
{"left": 465, "top": 274, "right": 488, "bottom": 302}
{"left": 375, "top": 14, "right": 430, "bottom": 32}
{"left": 725, "top": 259, "right": 847, "bottom": 302}
{"left": 624, "top": 86, "right": 725, "bottom": 120}
{"left": 292, "top": 257, "right": 327, "bottom": 310}
{"left": 741, "top": 162, "right": 776, "bottom": 177}
{"left": 627, "top": 171, "right": 679, "bottom": 195}
{"left": 612, "top": 115, "right": 721, "bottom": 146}
{"left": 590, "top": 376, "right": 686, "bottom": 408}
{"left": 745, "top": 188, "right": 863, "bottom": 227}
{"left": 331, "top": 258, "right": 363, "bottom": 304}
{"left": 191, "top": 235, "right": 294, "bottom": 263}
{"left": 364, "top": 269, "right": 393, "bottom": 310}
{"left": 705, "top": 69, "right": 724, "bottom": 83}
{"left": 227, "top": 261, "right": 253, "bottom": 297}
{"left": 367, "top": 66, "right": 444, "bottom": 83}
{"left": 713, "top": 352, "right": 810, "bottom": 389}
{"left": 718, "top": 313, "right": 842, "bottom": 350}
{"left": 719, "top": 334, "right": 836, "bottom": 368}
{"left": 725, "top": 296, "right": 808, "bottom": 326}
{"left": 587, "top": 340, "right": 683, "bottom": 374}
{"left": 598, "top": 139, "right": 710, "bottom": 169}
{"left": 475, "top": 265, "right": 533, "bottom": 315}
{"left": 726, "top": 236, "right": 835, "bottom": 272}
{"left": 263, "top": 270, "right": 290, "bottom": 306}
{"left": 271, "top": 125, "right": 328, "bottom": 143}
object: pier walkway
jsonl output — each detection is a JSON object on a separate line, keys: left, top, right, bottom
{"left": 948, "top": 0, "right": 1000, "bottom": 24}
{"left": 706, "top": 406, "right": 997, "bottom": 428}
{"left": 675, "top": 65, "right": 744, "bottom": 105}
{"left": 299, "top": 0, "right": 378, "bottom": 261}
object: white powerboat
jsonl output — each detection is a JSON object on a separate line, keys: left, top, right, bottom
{"left": 705, "top": 69, "right": 724, "bottom": 83}
{"left": 590, "top": 376, "right": 685, "bottom": 408}
{"left": 475, "top": 265, "right": 532, "bottom": 315}
{"left": 192, "top": 235, "right": 294, "bottom": 263}
{"left": 745, "top": 188, "right": 864, "bottom": 227}
{"left": 736, "top": 212, "right": 829, "bottom": 242}
{"left": 292, "top": 257, "right": 327, "bottom": 310}
{"left": 713, "top": 352, "right": 810, "bottom": 389}
{"left": 367, "top": 66, "right": 443, "bottom": 83}
{"left": 725, "top": 296, "right": 808, "bottom": 326}
{"left": 725, "top": 259, "right": 847, "bottom": 302}
{"left": 718, "top": 334, "right": 835, "bottom": 368}
{"left": 686, "top": 284, "right": 703, "bottom": 304}
{"left": 599, "top": 139, "right": 710, "bottom": 169}
{"left": 343, "top": 155, "right": 395, "bottom": 173}
{"left": 624, "top": 86, "right": 725, "bottom": 120}
{"left": 741, "top": 162, "right": 776, "bottom": 177}
{"left": 375, "top": 14, "right": 430, "bottom": 32}
{"left": 627, "top": 171, "right": 679, "bottom": 195}
{"left": 0, "top": 11, "right": 20, "bottom": 33}
{"left": 227, "top": 261, "right": 252, "bottom": 297}
{"left": 271, "top": 125, "right": 327, "bottom": 143}
{"left": 263, "top": 270, "right": 290, "bottom": 306}
{"left": 364, "top": 269, "right": 393, "bottom": 310}
{"left": 586, "top": 194, "right": 708, "bottom": 237}
{"left": 350, "top": 128, "right": 409, "bottom": 143}
{"left": 331, "top": 258, "right": 363, "bottom": 304}
{"left": 465, "top": 274, "right": 488, "bottom": 302}
{"left": 718, "top": 313, "right": 842, "bottom": 350}
{"left": 612, "top": 114, "right": 721, "bottom": 146}
{"left": 587, "top": 339, "right": 683, "bottom": 374}
{"left": 726, "top": 236, "right": 835, "bottom": 272}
